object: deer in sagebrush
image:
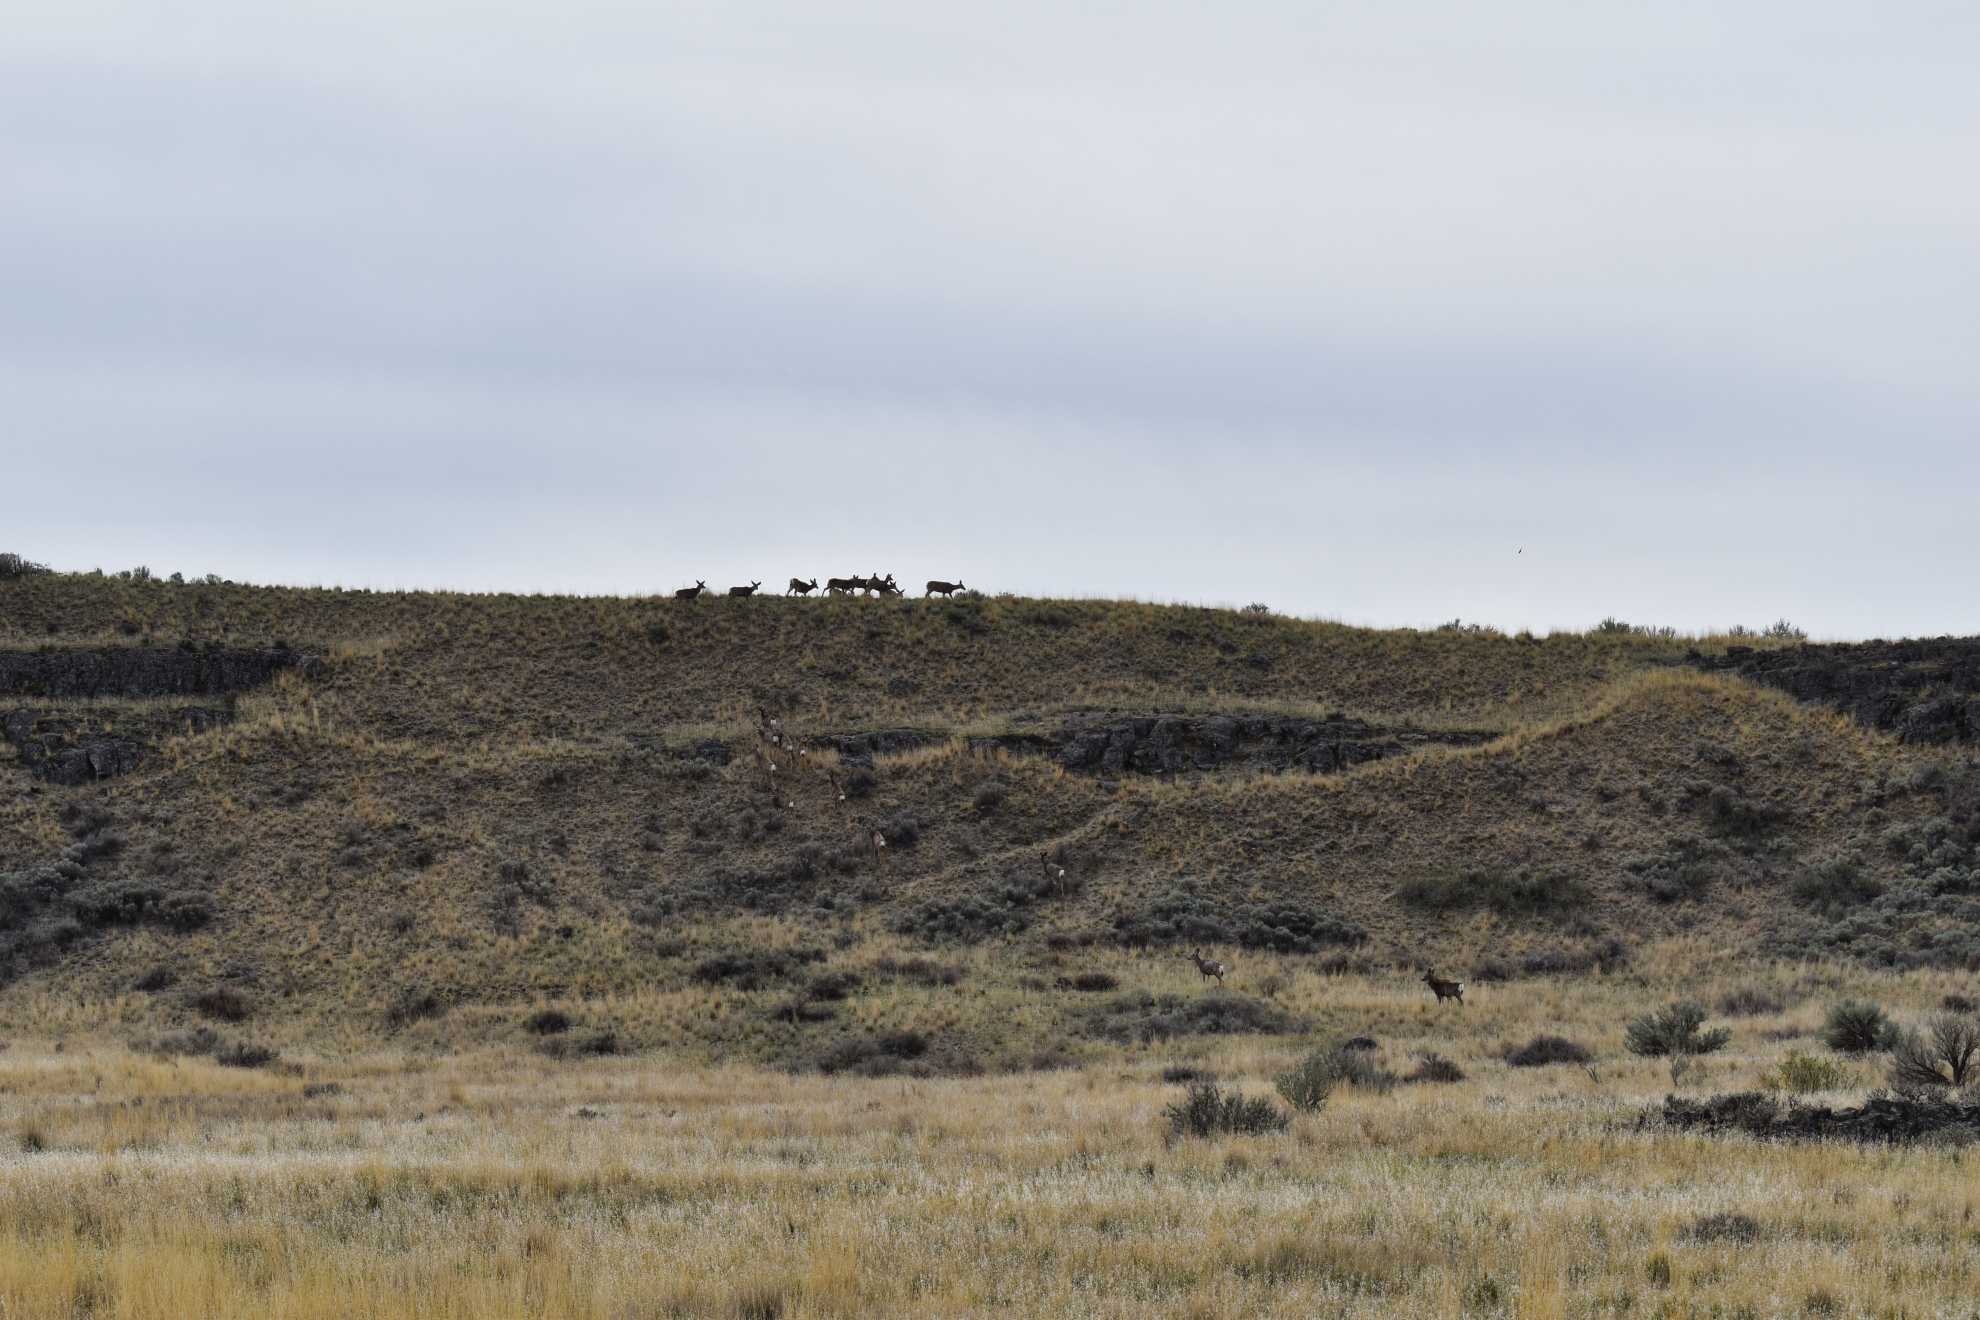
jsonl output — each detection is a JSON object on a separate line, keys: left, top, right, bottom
{"left": 925, "top": 580, "right": 965, "bottom": 598}
{"left": 1422, "top": 970, "right": 1465, "bottom": 1006}
{"left": 1187, "top": 950, "right": 1226, "bottom": 986}
{"left": 1040, "top": 850, "right": 1069, "bottom": 897}
{"left": 828, "top": 772, "right": 847, "bottom": 805}
{"left": 727, "top": 581, "right": 762, "bottom": 598}
{"left": 787, "top": 577, "right": 818, "bottom": 595}
{"left": 673, "top": 581, "right": 706, "bottom": 600}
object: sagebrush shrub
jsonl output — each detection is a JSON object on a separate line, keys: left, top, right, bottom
{"left": 1505, "top": 1035, "right": 1591, "bottom": 1067}
{"left": 1716, "top": 985, "right": 1786, "bottom": 1017}
{"left": 1403, "top": 1052, "right": 1466, "bottom": 1084}
{"left": 1164, "top": 1082, "right": 1289, "bottom": 1137}
{"left": 1623, "top": 1000, "right": 1730, "bottom": 1058}
{"left": 193, "top": 986, "right": 250, "bottom": 1022}
{"left": 1760, "top": 1052, "right": 1854, "bottom": 1094}
{"left": 1824, "top": 999, "right": 1899, "bottom": 1054}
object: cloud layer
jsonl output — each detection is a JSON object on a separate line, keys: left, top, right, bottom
{"left": 4, "top": 2, "right": 1975, "bottom": 635}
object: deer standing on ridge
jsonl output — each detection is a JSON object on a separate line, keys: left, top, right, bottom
{"left": 728, "top": 582, "right": 762, "bottom": 598}
{"left": 673, "top": 581, "right": 706, "bottom": 600}
{"left": 787, "top": 577, "right": 818, "bottom": 595}
{"left": 925, "top": 580, "right": 965, "bottom": 598}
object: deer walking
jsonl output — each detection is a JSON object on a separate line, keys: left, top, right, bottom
{"left": 925, "top": 580, "right": 965, "bottom": 598}
{"left": 787, "top": 577, "right": 818, "bottom": 595}
{"left": 673, "top": 581, "right": 706, "bottom": 600}
{"left": 828, "top": 772, "right": 847, "bottom": 805}
{"left": 871, "top": 828, "right": 888, "bottom": 868}
{"left": 1187, "top": 950, "right": 1226, "bottom": 986}
{"left": 825, "top": 576, "right": 863, "bottom": 596}
{"left": 1421, "top": 970, "right": 1465, "bottom": 1006}
{"left": 753, "top": 744, "right": 779, "bottom": 796}
{"left": 728, "top": 582, "right": 762, "bottom": 598}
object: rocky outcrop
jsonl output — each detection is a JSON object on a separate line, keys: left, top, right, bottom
{"left": 814, "top": 714, "right": 1492, "bottom": 778}
{"left": 0, "top": 647, "right": 314, "bottom": 701}
{"left": 1689, "top": 638, "right": 1980, "bottom": 744}
{"left": 1043, "top": 712, "right": 1490, "bottom": 777}
{"left": 829, "top": 729, "right": 942, "bottom": 768}
{"left": 1657, "top": 1091, "right": 1980, "bottom": 1143}
{"left": 4, "top": 707, "right": 229, "bottom": 784}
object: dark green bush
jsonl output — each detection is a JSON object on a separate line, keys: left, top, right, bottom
{"left": 1505, "top": 1035, "right": 1591, "bottom": 1067}
{"left": 690, "top": 947, "right": 826, "bottom": 990}
{"left": 1403, "top": 1052, "right": 1465, "bottom": 1084}
{"left": 1163, "top": 1082, "right": 1289, "bottom": 1137}
{"left": 1273, "top": 1044, "right": 1399, "bottom": 1110}
{"left": 1112, "top": 885, "right": 1364, "bottom": 952}
{"left": 1623, "top": 1000, "right": 1730, "bottom": 1057}
{"left": 1394, "top": 865, "right": 1588, "bottom": 917}
{"left": 1823, "top": 999, "right": 1900, "bottom": 1053}
{"left": 1791, "top": 859, "right": 1883, "bottom": 914}
{"left": 1087, "top": 990, "right": 1300, "bottom": 1043}
{"left": 192, "top": 986, "right": 250, "bottom": 1022}
{"left": 525, "top": 1009, "right": 571, "bottom": 1035}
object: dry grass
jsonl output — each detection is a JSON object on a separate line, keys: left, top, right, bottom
{"left": 3, "top": 960, "right": 1978, "bottom": 1318}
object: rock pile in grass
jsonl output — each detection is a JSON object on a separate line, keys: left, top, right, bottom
{"left": 1657, "top": 1091, "right": 1980, "bottom": 1143}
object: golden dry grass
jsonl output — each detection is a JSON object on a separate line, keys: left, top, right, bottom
{"left": 4, "top": 960, "right": 1979, "bottom": 1319}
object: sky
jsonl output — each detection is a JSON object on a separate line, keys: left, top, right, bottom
{"left": 3, "top": 2, "right": 1976, "bottom": 637}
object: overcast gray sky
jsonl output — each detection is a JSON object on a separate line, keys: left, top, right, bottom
{"left": 3, "top": 2, "right": 1975, "bottom": 637}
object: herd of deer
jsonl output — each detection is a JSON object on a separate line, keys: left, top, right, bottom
{"left": 672, "top": 575, "right": 966, "bottom": 600}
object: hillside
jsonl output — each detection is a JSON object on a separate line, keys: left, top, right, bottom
{"left": 2, "top": 569, "right": 1976, "bottom": 1063}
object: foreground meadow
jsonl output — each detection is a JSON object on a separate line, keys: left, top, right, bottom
{"left": 4, "top": 966, "right": 1979, "bottom": 1319}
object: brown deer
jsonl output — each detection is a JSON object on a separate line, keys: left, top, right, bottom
{"left": 925, "top": 580, "right": 965, "bottom": 598}
{"left": 870, "top": 828, "right": 888, "bottom": 868}
{"left": 1422, "top": 970, "right": 1465, "bottom": 1005}
{"left": 1040, "top": 850, "right": 1068, "bottom": 897}
{"left": 825, "top": 575, "right": 863, "bottom": 596}
{"left": 1187, "top": 950, "right": 1226, "bottom": 986}
{"left": 828, "top": 772, "right": 847, "bottom": 805}
{"left": 753, "top": 744, "right": 779, "bottom": 795}
{"left": 727, "top": 582, "right": 762, "bottom": 598}
{"left": 673, "top": 581, "right": 706, "bottom": 600}
{"left": 787, "top": 577, "right": 818, "bottom": 595}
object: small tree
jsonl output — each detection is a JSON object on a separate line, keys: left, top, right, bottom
{"left": 1888, "top": 1014, "right": 1980, "bottom": 1090}
{"left": 1824, "top": 999, "right": 1900, "bottom": 1054}
{"left": 1623, "top": 1000, "right": 1731, "bottom": 1058}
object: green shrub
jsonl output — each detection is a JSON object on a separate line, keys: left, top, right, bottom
{"left": 1274, "top": 1050, "right": 1337, "bottom": 1113}
{"left": 1403, "top": 1052, "right": 1465, "bottom": 1084}
{"left": 1791, "top": 858, "right": 1882, "bottom": 914}
{"left": 1273, "top": 1044, "right": 1400, "bottom": 1110}
{"left": 1759, "top": 1052, "right": 1855, "bottom": 1093}
{"left": 1394, "top": 865, "right": 1588, "bottom": 917}
{"left": 1623, "top": 1000, "right": 1731, "bottom": 1058}
{"left": 1163, "top": 1082, "right": 1289, "bottom": 1137}
{"left": 1823, "top": 999, "right": 1900, "bottom": 1054}
{"left": 1112, "top": 884, "right": 1365, "bottom": 952}
{"left": 1504, "top": 1035, "right": 1592, "bottom": 1067}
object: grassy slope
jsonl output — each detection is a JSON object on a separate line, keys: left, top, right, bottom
{"left": 0, "top": 576, "right": 1962, "bottom": 1057}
